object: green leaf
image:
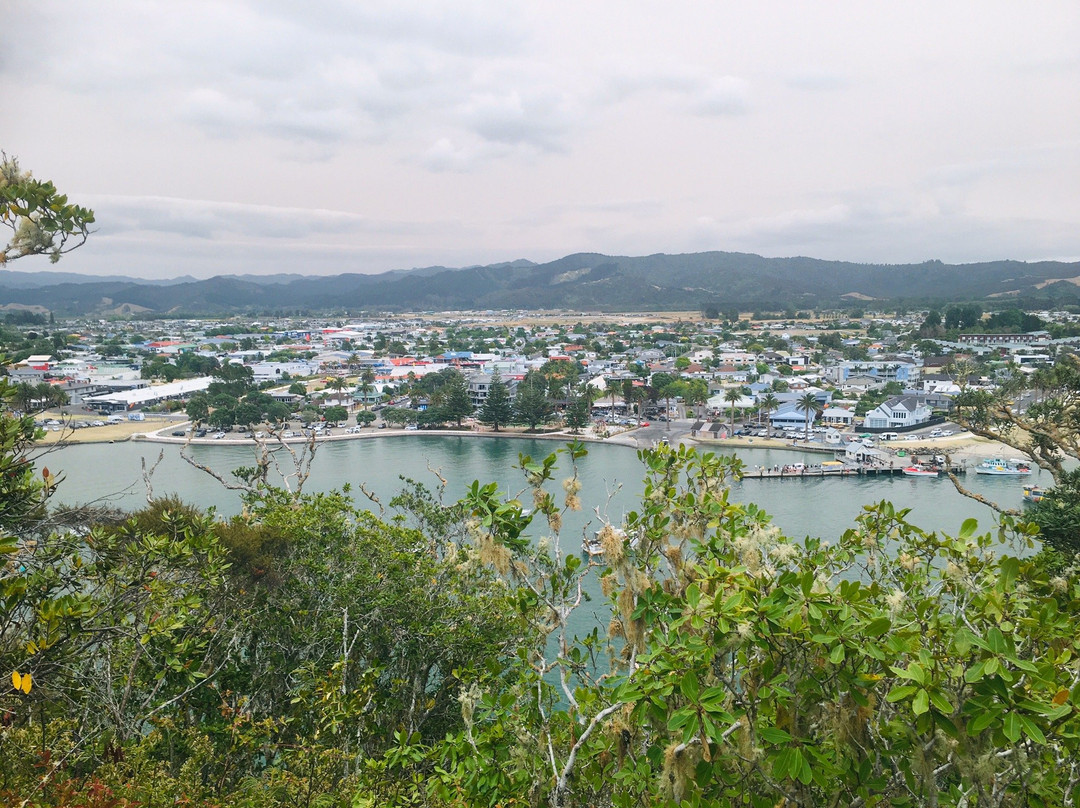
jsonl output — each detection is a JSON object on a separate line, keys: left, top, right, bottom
{"left": 999, "top": 557, "right": 1020, "bottom": 592}
{"left": 958, "top": 517, "right": 979, "bottom": 538}
{"left": 986, "top": 627, "right": 1007, "bottom": 655}
{"left": 1003, "top": 712, "right": 1021, "bottom": 742}
{"left": 1018, "top": 715, "right": 1046, "bottom": 744}
{"left": 890, "top": 662, "right": 926, "bottom": 685}
{"left": 864, "top": 616, "right": 891, "bottom": 636}
{"left": 829, "top": 644, "right": 846, "bottom": 665}
{"left": 686, "top": 583, "right": 701, "bottom": 609}
{"left": 680, "top": 672, "right": 700, "bottom": 702}
{"left": 759, "top": 727, "right": 792, "bottom": 745}
{"left": 964, "top": 660, "right": 987, "bottom": 683}
{"left": 798, "top": 755, "right": 813, "bottom": 785}
{"left": 912, "top": 689, "right": 930, "bottom": 716}
{"left": 928, "top": 689, "right": 954, "bottom": 714}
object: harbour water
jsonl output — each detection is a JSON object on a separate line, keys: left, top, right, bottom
{"left": 42, "top": 436, "right": 1043, "bottom": 544}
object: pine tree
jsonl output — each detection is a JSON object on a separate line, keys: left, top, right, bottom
{"left": 513, "top": 374, "right": 552, "bottom": 431}
{"left": 563, "top": 385, "right": 591, "bottom": 434}
{"left": 442, "top": 371, "right": 474, "bottom": 427}
{"left": 477, "top": 371, "right": 513, "bottom": 432}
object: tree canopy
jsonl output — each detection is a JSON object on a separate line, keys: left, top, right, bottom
{"left": 1, "top": 153, "right": 94, "bottom": 264}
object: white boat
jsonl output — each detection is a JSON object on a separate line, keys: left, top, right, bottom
{"left": 974, "top": 457, "right": 1032, "bottom": 476}
{"left": 1022, "top": 484, "right": 1046, "bottom": 503}
{"left": 902, "top": 466, "right": 939, "bottom": 477}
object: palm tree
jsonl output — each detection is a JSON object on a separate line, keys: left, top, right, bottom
{"left": 759, "top": 392, "right": 779, "bottom": 437}
{"left": 723, "top": 387, "right": 743, "bottom": 437}
{"left": 13, "top": 382, "right": 37, "bottom": 413}
{"left": 797, "top": 392, "right": 823, "bottom": 442}
{"left": 684, "top": 380, "right": 709, "bottom": 419}
{"left": 359, "top": 368, "right": 376, "bottom": 411}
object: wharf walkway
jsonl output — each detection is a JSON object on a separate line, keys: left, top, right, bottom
{"left": 744, "top": 461, "right": 966, "bottom": 479}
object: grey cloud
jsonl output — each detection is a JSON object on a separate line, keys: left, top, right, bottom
{"left": 86, "top": 195, "right": 477, "bottom": 244}
{"left": 461, "top": 88, "right": 576, "bottom": 152}
{"left": 785, "top": 70, "right": 850, "bottom": 91}
{"left": 594, "top": 66, "right": 751, "bottom": 116}
{"left": 685, "top": 199, "right": 1080, "bottom": 266}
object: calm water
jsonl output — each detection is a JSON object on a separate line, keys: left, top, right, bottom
{"left": 40, "top": 436, "right": 1044, "bottom": 543}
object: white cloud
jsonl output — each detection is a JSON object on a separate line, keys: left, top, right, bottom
{"left": 5, "top": 0, "right": 1080, "bottom": 278}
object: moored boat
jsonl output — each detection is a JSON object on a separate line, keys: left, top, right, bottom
{"left": 902, "top": 466, "right": 939, "bottom": 477}
{"left": 975, "top": 457, "right": 1032, "bottom": 475}
{"left": 1022, "top": 484, "right": 1045, "bottom": 503}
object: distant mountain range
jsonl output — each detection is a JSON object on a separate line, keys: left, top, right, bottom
{"left": 4, "top": 252, "right": 1080, "bottom": 316}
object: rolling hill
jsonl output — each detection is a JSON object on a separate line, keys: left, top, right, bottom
{"left": 4, "top": 252, "right": 1080, "bottom": 316}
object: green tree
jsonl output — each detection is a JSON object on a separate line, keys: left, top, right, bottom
{"left": 414, "top": 446, "right": 1080, "bottom": 808}
{"left": 514, "top": 374, "right": 553, "bottom": 431}
{"left": 1, "top": 153, "right": 95, "bottom": 264}
{"left": 185, "top": 394, "right": 209, "bottom": 424}
{"left": 440, "top": 370, "right": 473, "bottom": 427}
{"left": 477, "top": 371, "right": 513, "bottom": 432}
{"left": 207, "top": 405, "right": 235, "bottom": 430}
{"left": 683, "top": 378, "right": 709, "bottom": 418}
{"left": 797, "top": 391, "right": 823, "bottom": 440}
{"left": 358, "top": 367, "right": 377, "bottom": 410}
{"left": 230, "top": 400, "right": 260, "bottom": 429}
{"left": 382, "top": 406, "right": 418, "bottom": 428}
{"left": 323, "top": 404, "right": 348, "bottom": 424}
{"left": 723, "top": 386, "right": 743, "bottom": 434}
{"left": 758, "top": 391, "right": 780, "bottom": 435}
{"left": 324, "top": 375, "right": 346, "bottom": 396}
{"left": 563, "top": 386, "right": 591, "bottom": 434}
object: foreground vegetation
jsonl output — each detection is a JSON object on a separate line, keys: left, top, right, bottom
{"left": 3, "top": 369, "right": 1080, "bottom": 807}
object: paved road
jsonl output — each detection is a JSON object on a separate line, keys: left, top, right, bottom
{"left": 622, "top": 418, "right": 694, "bottom": 448}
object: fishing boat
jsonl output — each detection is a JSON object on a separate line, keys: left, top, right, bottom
{"left": 902, "top": 466, "right": 939, "bottom": 477}
{"left": 974, "top": 457, "right": 1032, "bottom": 476}
{"left": 1022, "top": 484, "right": 1046, "bottom": 503}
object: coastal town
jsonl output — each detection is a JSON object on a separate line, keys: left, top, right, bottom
{"left": 6, "top": 305, "right": 1078, "bottom": 475}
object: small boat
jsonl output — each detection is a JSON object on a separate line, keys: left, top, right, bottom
{"left": 903, "top": 466, "right": 939, "bottom": 477}
{"left": 975, "top": 458, "right": 1032, "bottom": 476}
{"left": 1022, "top": 484, "right": 1046, "bottom": 503}
{"left": 583, "top": 536, "right": 605, "bottom": 557}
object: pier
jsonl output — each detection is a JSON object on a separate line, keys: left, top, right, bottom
{"left": 743, "top": 460, "right": 966, "bottom": 479}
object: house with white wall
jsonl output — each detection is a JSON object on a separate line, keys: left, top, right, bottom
{"left": 863, "top": 396, "right": 932, "bottom": 430}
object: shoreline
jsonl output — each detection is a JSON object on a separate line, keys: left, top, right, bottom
{"left": 33, "top": 415, "right": 1028, "bottom": 466}
{"left": 36, "top": 417, "right": 644, "bottom": 450}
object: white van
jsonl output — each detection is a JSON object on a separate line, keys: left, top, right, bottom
{"left": 929, "top": 428, "right": 943, "bottom": 438}
{"left": 880, "top": 432, "right": 899, "bottom": 441}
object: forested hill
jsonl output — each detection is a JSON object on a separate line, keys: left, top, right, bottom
{"left": 5, "top": 251, "right": 1080, "bottom": 315}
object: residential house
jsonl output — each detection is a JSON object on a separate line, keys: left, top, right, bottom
{"left": 863, "top": 395, "right": 933, "bottom": 430}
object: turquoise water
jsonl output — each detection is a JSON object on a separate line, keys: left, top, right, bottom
{"left": 41, "top": 436, "right": 1043, "bottom": 542}
{"left": 41, "top": 437, "right": 1043, "bottom": 650}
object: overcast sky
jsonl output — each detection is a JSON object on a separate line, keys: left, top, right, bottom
{"left": 5, "top": 1, "right": 1079, "bottom": 279}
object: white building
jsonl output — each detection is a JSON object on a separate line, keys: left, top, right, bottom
{"left": 863, "top": 396, "right": 933, "bottom": 430}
